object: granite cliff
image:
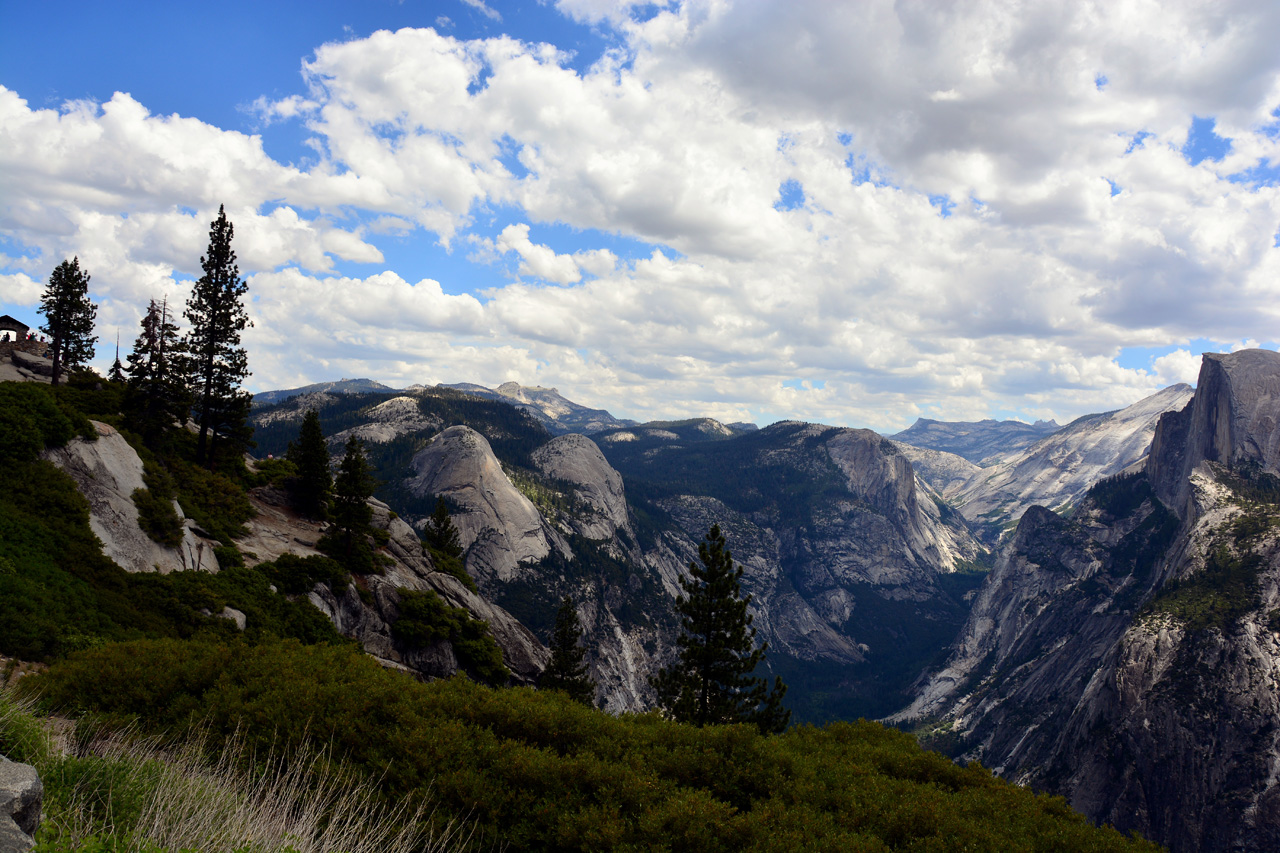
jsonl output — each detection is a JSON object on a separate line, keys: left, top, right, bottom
{"left": 895, "top": 349, "right": 1280, "bottom": 853}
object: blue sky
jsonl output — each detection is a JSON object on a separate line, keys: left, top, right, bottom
{"left": 3, "top": 1, "right": 1280, "bottom": 429}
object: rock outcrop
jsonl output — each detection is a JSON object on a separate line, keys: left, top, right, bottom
{"left": 0, "top": 754, "right": 41, "bottom": 853}
{"left": 404, "top": 426, "right": 564, "bottom": 583}
{"left": 955, "top": 384, "right": 1193, "bottom": 539}
{"left": 239, "top": 487, "right": 548, "bottom": 685}
{"left": 44, "top": 421, "right": 219, "bottom": 573}
{"left": 895, "top": 351, "right": 1280, "bottom": 853}
{"left": 532, "top": 434, "right": 630, "bottom": 541}
{"left": 326, "top": 396, "right": 443, "bottom": 448}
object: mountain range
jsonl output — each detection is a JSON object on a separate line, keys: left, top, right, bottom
{"left": 38, "top": 351, "right": 1280, "bottom": 851}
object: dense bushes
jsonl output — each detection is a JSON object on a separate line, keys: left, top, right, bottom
{"left": 0, "top": 450, "right": 343, "bottom": 660}
{"left": 27, "top": 638, "right": 1160, "bottom": 853}
{"left": 392, "top": 589, "right": 508, "bottom": 684}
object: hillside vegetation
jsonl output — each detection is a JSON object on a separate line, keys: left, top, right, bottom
{"left": 0, "top": 376, "right": 1160, "bottom": 851}
{"left": 24, "top": 638, "right": 1159, "bottom": 853}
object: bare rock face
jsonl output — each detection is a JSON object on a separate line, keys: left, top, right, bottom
{"left": 1149, "top": 350, "right": 1280, "bottom": 518}
{"left": 0, "top": 754, "right": 41, "bottom": 852}
{"left": 896, "top": 351, "right": 1280, "bottom": 853}
{"left": 956, "top": 384, "right": 1193, "bottom": 538}
{"left": 822, "top": 427, "right": 980, "bottom": 582}
{"left": 404, "top": 425, "right": 562, "bottom": 583}
{"left": 44, "top": 422, "right": 218, "bottom": 573}
{"left": 892, "top": 442, "right": 981, "bottom": 500}
{"left": 326, "top": 396, "right": 443, "bottom": 447}
{"left": 532, "top": 434, "right": 630, "bottom": 540}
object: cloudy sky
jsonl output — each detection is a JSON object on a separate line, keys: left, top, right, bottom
{"left": 2, "top": 0, "right": 1279, "bottom": 430}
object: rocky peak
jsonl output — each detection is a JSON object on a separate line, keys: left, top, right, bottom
{"left": 1149, "top": 349, "right": 1280, "bottom": 518}
{"left": 531, "top": 434, "right": 631, "bottom": 540}
{"left": 403, "top": 425, "right": 563, "bottom": 583}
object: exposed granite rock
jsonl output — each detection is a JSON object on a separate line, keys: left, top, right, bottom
{"left": 532, "top": 434, "right": 630, "bottom": 540}
{"left": 0, "top": 754, "right": 41, "bottom": 852}
{"left": 43, "top": 421, "right": 219, "bottom": 573}
{"left": 326, "top": 396, "right": 443, "bottom": 447}
{"left": 9, "top": 349, "right": 53, "bottom": 377}
{"left": 895, "top": 351, "right": 1280, "bottom": 853}
{"left": 404, "top": 425, "right": 565, "bottom": 583}
{"left": 957, "top": 383, "right": 1193, "bottom": 538}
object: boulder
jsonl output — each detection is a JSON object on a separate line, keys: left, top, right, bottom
{"left": 0, "top": 754, "right": 41, "bottom": 852}
{"left": 9, "top": 349, "right": 53, "bottom": 377}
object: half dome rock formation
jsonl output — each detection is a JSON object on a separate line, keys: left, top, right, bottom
{"left": 44, "top": 421, "right": 218, "bottom": 573}
{"left": 1149, "top": 349, "right": 1280, "bottom": 518}
{"left": 404, "top": 425, "right": 563, "bottom": 583}
{"left": 531, "top": 433, "right": 630, "bottom": 541}
{"left": 895, "top": 350, "right": 1280, "bottom": 853}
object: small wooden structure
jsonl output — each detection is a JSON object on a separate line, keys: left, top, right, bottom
{"left": 0, "top": 315, "right": 29, "bottom": 343}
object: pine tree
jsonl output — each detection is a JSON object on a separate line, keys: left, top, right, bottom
{"left": 650, "top": 524, "right": 790, "bottom": 734}
{"left": 185, "top": 205, "right": 252, "bottom": 468}
{"left": 286, "top": 409, "right": 332, "bottom": 519}
{"left": 540, "top": 596, "right": 596, "bottom": 706}
{"left": 38, "top": 257, "right": 97, "bottom": 386}
{"left": 107, "top": 333, "right": 125, "bottom": 383}
{"left": 321, "top": 436, "right": 377, "bottom": 573}
{"left": 124, "top": 298, "right": 189, "bottom": 445}
{"left": 424, "top": 496, "right": 464, "bottom": 558}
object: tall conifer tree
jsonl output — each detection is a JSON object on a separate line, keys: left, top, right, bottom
{"left": 424, "top": 496, "right": 464, "bottom": 558}
{"left": 38, "top": 257, "right": 97, "bottom": 386}
{"left": 540, "top": 596, "right": 596, "bottom": 706}
{"left": 107, "top": 333, "right": 125, "bottom": 383}
{"left": 286, "top": 409, "right": 332, "bottom": 519}
{"left": 186, "top": 205, "right": 252, "bottom": 467}
{"left": 651, "top": 524, "right": 790, "bottom": 733}
{"left": 124, "top": 298, "right": 189, "bottom": 445}
{"left": 321, "top": 436, "right": 377, "bottom": 573}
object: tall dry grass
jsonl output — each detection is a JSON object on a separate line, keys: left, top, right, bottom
{"left": 3, "top": 686, "right": 471, "bottom": 853}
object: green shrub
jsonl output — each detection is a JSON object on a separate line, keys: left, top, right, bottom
{"left": 1147, "top": 543, "right": 1265, "bottom": 631}
{"left": 393, "top": 590, "right": 508, "bottom": 684}
{"left": 425, "top": 544, "right": 477, "bottom": 593}
{"left": 131, "top": 488, "right": 184, "bottom": 548}
{"left": 26, "top": 638, "right": 1161, "bottom": 853}
{"left": 259, "top": 553, "right": 349, "bottom": 596}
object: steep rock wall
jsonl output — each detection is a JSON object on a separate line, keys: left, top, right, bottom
{"left": 896, "top": 350, "right": 1280, "bottom": 852}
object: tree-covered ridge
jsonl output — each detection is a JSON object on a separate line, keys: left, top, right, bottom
{"left": 25, "top": 638, "right": 1160, "bottom": 853}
